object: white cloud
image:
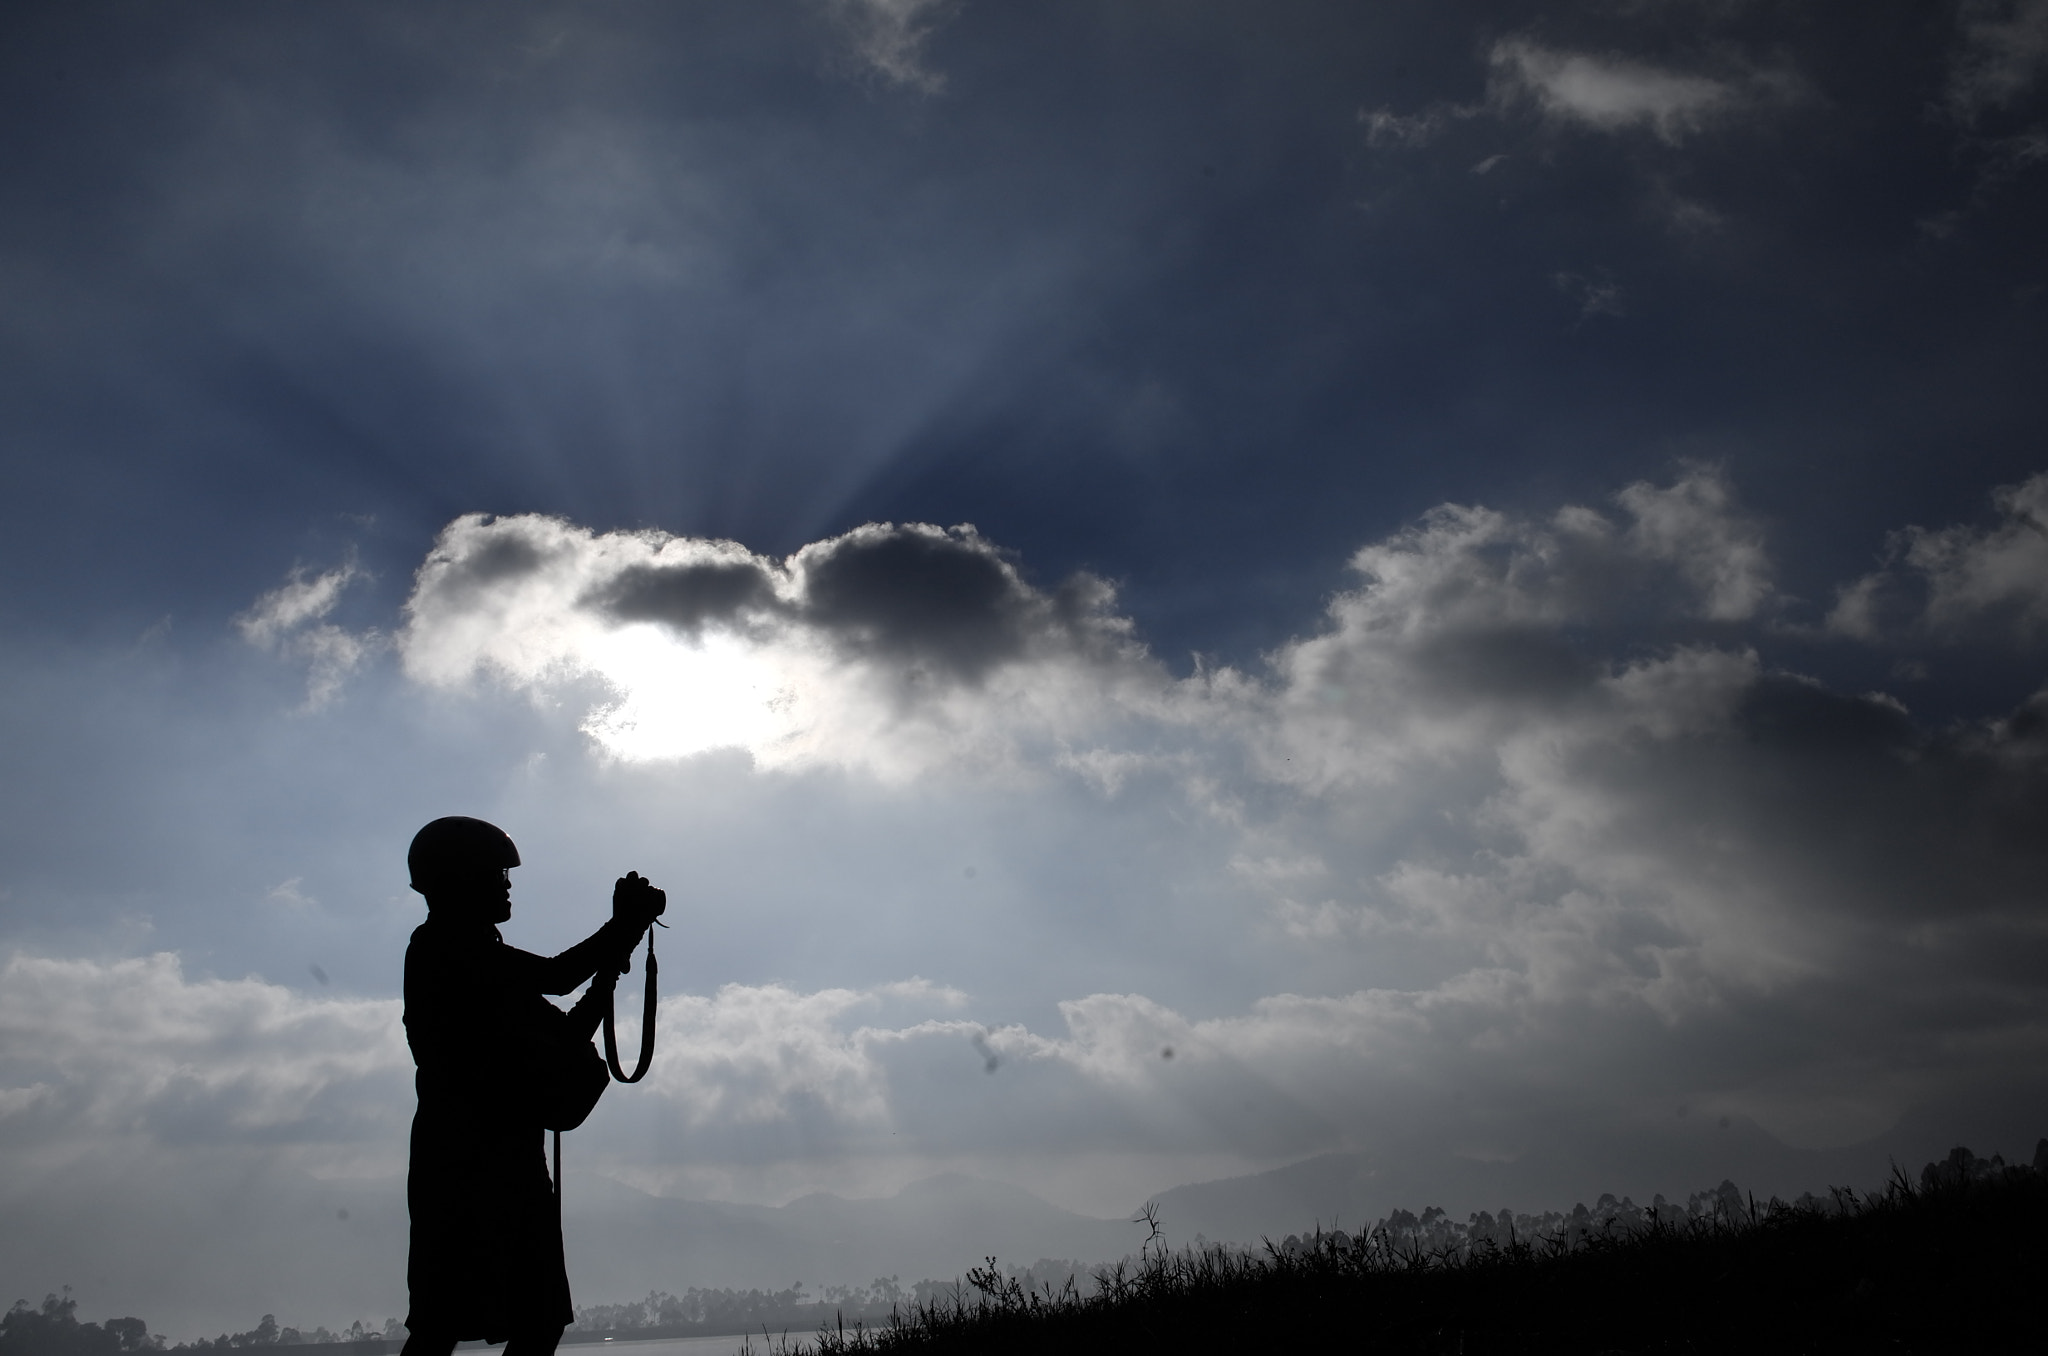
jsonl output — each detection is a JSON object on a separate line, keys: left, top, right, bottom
{"left": 1828, "top": 470, "right": 2048, "bottom": 642}
{"left": 1906, "top": 470, "right": 2048, "bottom": 636}
{"left": 237, "top": 562, "right": 381, "bottom": 709}
{"left": 1488, "top": 38, "right": 1775, "bottom": 143}
{"left": 1241, "top": 466, "right": 1770, "bottom": 788}
{"left": 393, "top": 473, "right": 1770, "bottom": 789}
{"left": 1616, "top": 468, "right": 1772, "bottom": 620}
{"left": 819, "top": 0, "right": 959, "bottom": 93}
{"left": 1947, "top": 0, "right": 2048, "bottom": 122}
{"left": 1246, "top": 559, "right": 1827, "bottom": 1021}
{"left": 646, "top": 979, "right": 973, "bottom": 1129}
{"left": 236, "top": 565, "right": 358, "bottom": 649}
{"left": 0, "top": 956, "right": 987, "bottom": 1162}
{"left": 0, "top": 952, "right": 408, "bottom": 1150}
{"left": 267, "top": 878, "right": 318, "bottom": 911}
{"left": 1191, "top": 472, "right": 2043, "bottom": 1151}
{"left": 1363, "top": 38, "right": 1795, "bottom": 172}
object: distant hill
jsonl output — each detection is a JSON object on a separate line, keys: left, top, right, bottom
{"left": 563, "top": 1172, "right": 1140, "bottom": 1296}
{"left": 1142, "top": 1105, "right": 2048, "bottom": 1247}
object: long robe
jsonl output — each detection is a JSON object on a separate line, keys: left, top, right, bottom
{"left": 402, "top": 913, "right": 631, "bottom": 1342}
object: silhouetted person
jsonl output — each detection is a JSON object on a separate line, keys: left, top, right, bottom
{"left": 400, "top": 817, "right": 664, "bottom": 1356}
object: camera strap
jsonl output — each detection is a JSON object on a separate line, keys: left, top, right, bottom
{"left": 559, "top": 920, "right": 664, "bottom": 1212}
{"left": 603, "top": 925, "right": 659, "bottom": 1083}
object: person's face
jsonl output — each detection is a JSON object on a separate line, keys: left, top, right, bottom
{"left": 434, "top": 866, "right": 513, "bottom": 924}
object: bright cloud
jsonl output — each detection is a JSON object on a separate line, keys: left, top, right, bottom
{"left": 0, "top": 952, "right": 408, "bottom": 1151}
{"left": 1488, "top": 38, "right": 1767, "bottom": 143}
{"left": 391, "top": 470, "right": 1774, "bottom": 788}
{"left": 647, "top": 979, "right": 973, "bottom": 1128}
{"left": 236, "top": 561, "right": 381, "bottom": 709}
{"left": 1617, "top": 470, "right": 1773, "bottom": 620}
{"left": 236, "top": 565, "right": 359, "bottom": 649}
{"left": 396, "top": 514, "right": 1160, "bottom": 778}
{"left": 0, "top": 957, "right": 988, "bottom": 1157}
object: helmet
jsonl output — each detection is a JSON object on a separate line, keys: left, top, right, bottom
{"left": 408, "top": 816, "right": 520, "bottom": 894}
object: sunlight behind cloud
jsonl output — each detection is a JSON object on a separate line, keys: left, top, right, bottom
{"left": 580, "top": 624, "right": 802, "bottom": 762}
{"left": 395, "top": 512, "right": 1158, "bottom": 779}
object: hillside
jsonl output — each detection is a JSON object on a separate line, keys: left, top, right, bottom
{"left": 797, "top": 1157, "right": 2047, "bottom": 1355}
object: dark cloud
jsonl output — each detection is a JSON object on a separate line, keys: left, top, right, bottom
{"left": 1999, "top": 685, "right": 2048, "bottom": 745}
{"left": 595, "top": 558, "right": 780, "bottom": 633}
{"left": 1612, "top": 676, "right": 2048, "bottom": 932}
{"left": 794, "top": 525, "right": 1036, "bottom": 681}
{"left": 1734, "top": 676, "right": 1917, "bottom": 755}
{"left": 410, "top": 525, "right": 549, "bottom": 613}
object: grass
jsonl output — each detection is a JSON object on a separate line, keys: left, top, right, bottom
{"left": 755, "top": 1165, "right": 2045, "bottom": 1355}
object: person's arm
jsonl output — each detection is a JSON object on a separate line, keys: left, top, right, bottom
{"left": 533, "top": 919, "right": 639, "bottom": 995}
{"left": 560, "top": 966, "right": 618, "bottom": 1043}
{"left": 530, "top": 872, "right": 668, "bottom": 995}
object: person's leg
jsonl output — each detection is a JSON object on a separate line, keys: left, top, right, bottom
{"left": 398, "top": 1330, "right": 456, "bottom": 1356}
{"left": 500, "top": 1325, "right": 563, "bottom": 1356}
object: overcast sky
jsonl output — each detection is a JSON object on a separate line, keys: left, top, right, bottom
{"left": 4, "top": 0, "right": 2047, "bottom": 1339}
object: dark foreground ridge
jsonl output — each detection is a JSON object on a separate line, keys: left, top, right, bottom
{"left": 787, "top": 1153, "right": 2047, "bottom": 1356}
{"left": 9, "top": 1146, "right": 2042, "bottom": 1355}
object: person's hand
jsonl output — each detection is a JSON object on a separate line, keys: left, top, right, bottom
{"left": 612, "top": 871, "right": 667, "bottom": 931}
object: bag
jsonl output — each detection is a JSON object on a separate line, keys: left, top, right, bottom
{"left": 537, "top": 1036, "right": 611, "bottom": 1131}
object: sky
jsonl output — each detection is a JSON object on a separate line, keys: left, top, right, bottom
{"left": 3, "top": 0, "right": 2048, "bottom": 1338}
